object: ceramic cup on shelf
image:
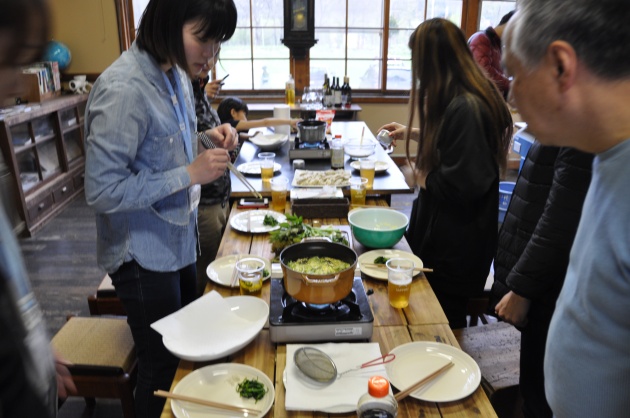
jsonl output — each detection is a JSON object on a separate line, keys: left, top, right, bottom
{"left": 69, "top": 75, "right": 92, "bottom": 94}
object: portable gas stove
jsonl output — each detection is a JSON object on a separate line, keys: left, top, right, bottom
{"left": 269, "top": 277, "right": 374, "bottom": 343}
{"left": 289, "top": 137, "right": 332, "bottom": 160}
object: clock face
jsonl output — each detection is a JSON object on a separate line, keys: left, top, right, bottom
{"left": 291, "top": 0, "right": 308, "bottom": 31}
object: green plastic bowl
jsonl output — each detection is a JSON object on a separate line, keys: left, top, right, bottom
{"left": 348, "top": 208, "right": 409, "bottom": 249}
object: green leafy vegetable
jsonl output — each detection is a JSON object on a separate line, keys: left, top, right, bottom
{"left": 236, "top": 378, "right": 268, "bottom": 402}
{"left": 268, "top": 214, "right": 349, "bottom": 258}
{"left": 263, "top": 215, "right": 279, "bottom": 226}
{"left": 374, "top": 256, "right": 390, "bottom": 265}
{"left": 262, "top": 268, "right": 270, "bottom": 278}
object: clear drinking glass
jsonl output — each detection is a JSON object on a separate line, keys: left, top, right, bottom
{"left": 359, "top": 158, "right": 376, "bottom": 189}
{"left": 270, "top": 177, "right": 288, "bottom": 212}
{"left": 350, "top": 177, "right": 368, "bottom": 206}
{"left": 258, "top": 152, "right": 275, "bottom": 182}
{"left": 236, "top": 258, "right": 265, "bottom": 296}
{"left": 387, "top": 258, "right": 414, "bottom": 308}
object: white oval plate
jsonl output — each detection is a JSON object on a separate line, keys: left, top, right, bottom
{"left": 206, "top": 254, "right": 271, "bottom": 287}
{"left": 358, "top": 249, "right": 423, "bottom": 281}
{"left": 386, "top": 341, "right": 481, "bottom": 402}
{"left": 236, "top": 161, "right": 282, "bottom": 175}
{"left": 172, "top": 363, "right": 275, "bottom": 418}
{"left": 250, "top": 133, "right": 288, "bottom": 151}
{"left": 230, "top": 210, "right": 286, "bottom": 233}
{"left": 162, "top": 296, "right": 269, "bottom": 362}
{"left": 350, "top": 160, "right": 389, "bottom": 173}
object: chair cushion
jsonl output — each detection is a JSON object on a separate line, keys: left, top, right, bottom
{"left": 52, "top": 317, "right": 135, "bottom": 374}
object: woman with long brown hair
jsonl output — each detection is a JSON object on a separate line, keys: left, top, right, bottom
{"left": 379, "top": 18, "right": 512, "bottom": 328}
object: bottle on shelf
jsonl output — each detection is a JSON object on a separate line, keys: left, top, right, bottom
{"left": 285, "top": 74, "right": 295, "bottom": 105}
{"left": 333, "top": 76, "right": 342, "bottom": 108}
{"left": 324, "top": 75, "right": 333, "bottom": 108}
{"left": 322, "top": 74, "right": 329, "bottom": 107}
{"left": 356, "top": 376, "right": 398, "bottom": 418}
{"left": 331, "top": 134, "right": 344, "bottom": 169}
{"left": 341, "top": 76, "right": 352, "bottom": 108}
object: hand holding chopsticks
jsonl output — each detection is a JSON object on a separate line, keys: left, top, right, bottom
{"left": 394, "top": 361, "right": 454, "bottom": 401}
{"left": 198, "top": 131, "right": 263, "bottom": 199}
{"left": 154, "top": 390, "right": 262, "bottom": 415}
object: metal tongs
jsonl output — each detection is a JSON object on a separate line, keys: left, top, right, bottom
{"left": 199, "top": 133, "right": 263, "bottom": 199}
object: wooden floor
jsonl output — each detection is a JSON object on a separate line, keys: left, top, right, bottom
{"left": 18, "top": 190, "right": 417, "bottom": 418}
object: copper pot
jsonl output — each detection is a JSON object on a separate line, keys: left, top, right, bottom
{"left": 280, "top": 241, "right": 357, "bottom": 304}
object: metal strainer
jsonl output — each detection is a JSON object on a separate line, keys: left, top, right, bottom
{"left": 294, "top": 347, "right": 395, "bottom": 383}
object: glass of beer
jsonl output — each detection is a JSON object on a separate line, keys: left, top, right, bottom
{"left": 359, "top": 158, "right": 376, "bottom": 189}
{"left": 236, "top": 257, "right": 264, "bottom": 296}
{"left": 350, "top": 177, "right": 368, "bottom": 206}
{"left": 258, "top": 152, "right": 275, "bottom": 182}
{"left": 270, "top": 177, "right": 288, "bottom": 212}
{"left": 387, "top": 258, "right": 414, "bottom": 308}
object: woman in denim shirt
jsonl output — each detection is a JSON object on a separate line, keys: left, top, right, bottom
{"left": 84, "top": 1, "right": 237, "bottom": 416}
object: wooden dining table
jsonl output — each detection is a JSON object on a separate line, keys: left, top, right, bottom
{"left": 160, "top": 198, "right": 497, "bottom": 418}
{"left": 230, "top": 121, "right": 413, "bottom": 204}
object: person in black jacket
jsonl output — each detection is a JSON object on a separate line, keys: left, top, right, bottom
{"left": 379, "top": 18, "right": 513, "bottom": 329}
{"left": 490, "top": 141, "right": 593, "bottom": 418}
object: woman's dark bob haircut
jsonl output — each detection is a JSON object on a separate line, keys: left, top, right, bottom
{"left": 136, "top": 0, "right": 237, "bottom": 74}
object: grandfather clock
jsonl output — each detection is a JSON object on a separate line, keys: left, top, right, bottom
{"left": 282, "top": 0, "right": 317, "bottom": 91}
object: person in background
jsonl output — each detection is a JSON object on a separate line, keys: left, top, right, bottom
{"left": 491, "top": 141, "right": 592, "bottom": 417}
{"left": 83, "top": 0, "right": 238, "bottom": 416}
{"left": 217, "top": 96, "right": 301, "bottom": 140}
{"left": 193, "top": 59, "right": 233, "bottom": 296}
{"left": 503, "top": 1, "right": 630, "bottom": 416}
{"left": 468, "top": 10, "right": 515, "bottom": 98}
{"left": 0, "top": 0, "right": 76, "bottom": 416}
{"left": 379, "top": 18, "right": 512, "bottom": 329}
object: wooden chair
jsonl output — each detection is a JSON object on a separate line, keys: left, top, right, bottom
{"left": 453, "top": 321, "right": 523, "bottom": 418}
{"left": 52, "top": 316, "right": 137, "bottom": 418}
{"left": 87, "top": 274, "right": 126, "bottom": 316}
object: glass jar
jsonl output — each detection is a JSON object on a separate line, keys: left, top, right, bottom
{"left": 356, "top": 376, "right": 398, "bottom": 418}
{"left": 331, "top": 135, "right": 344, "bottom": 169}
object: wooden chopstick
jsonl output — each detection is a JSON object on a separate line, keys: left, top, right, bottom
{"left": 154, "top": 390, "right": 262, "bottom": 414}
{"left": 394, "top": 361, "right": 454, "bottom": 401}
{"left": 361, "top": 263, "right": 433, "bottom": 273}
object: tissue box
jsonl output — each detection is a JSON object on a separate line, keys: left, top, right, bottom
{"left": 292, "top": 198, "right": 350, "bottom": 219}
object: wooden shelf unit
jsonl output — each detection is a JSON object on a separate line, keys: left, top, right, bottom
{"left": 0, "top": 95, "right": 88, "bottom": 236}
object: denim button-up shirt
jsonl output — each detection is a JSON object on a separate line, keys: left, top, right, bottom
{"left": 84, "top": 42, "right": 198, "bottom": 273}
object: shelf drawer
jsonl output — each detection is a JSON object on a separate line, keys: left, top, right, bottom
{"left": 73, "top": 170, "right": 85, "bottom": 189}
{"left": 27, "top": 193, "right": 54, "bottom": 223}
{"left": 53, "top": 179, "right": 75, "bottom": 204}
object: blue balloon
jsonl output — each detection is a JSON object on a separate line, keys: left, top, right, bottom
{"left": 43, "top": 41, "right": 72, "bottom": 70}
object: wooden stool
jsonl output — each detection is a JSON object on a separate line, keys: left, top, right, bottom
{"left": 87, "top": 274, "right": 126, "bottom": 315}
{"left": 52, "top": 316, "right": 137, "bottom": 418}
{"left": 454, "top": 321, "right": 522, "bottom": 418}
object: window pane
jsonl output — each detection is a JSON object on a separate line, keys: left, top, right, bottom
{"left": 254, "top": 59, "right": 289, "bottom": 89}
{"left": 252, "top": 0, "right": 284, "bottom": 26}
{"left": 479, "top": 1, "right": 515, "bottom": 30}
{"left": 348, "top": 0, "right": 383, "bottom": 28}
{"left": 234, "top": 0, "right": 252, "bottom": 27}
{"left": 252, "top": 28, "right": 289, "bottom": 58}
{"left": 386, "top": 60, "right": 412, "bottom": 90}
{"left": 310, "top": 59, "right": 346, "bottom": 84}
{"left": 218, "top": 60, "right": 253, "bottom": 89}
{"left": 426, "top": 0, "right": 463, "bottom": 25}
{"left": 388, "top": 28, "right": 413, "bottom": 60}
{"left": 315, "top": 0, "right": 346, "bottom": 27}
{"left": 311, "top": 29, "right": 346, "bottom": 59}
{"left": 347, "top": 29, "right": 382, "bottom": 59}
{"left": 132, "top": 0, "right": 149, "bottom": 29}
{"left": 221, "top": 28, "right": 252, "bottom": 59}
{"left": 351, "top": 59, "right": 381, "bottom": 89}
{"left": 389, "top": 0, "right": 425, "bottom": 29}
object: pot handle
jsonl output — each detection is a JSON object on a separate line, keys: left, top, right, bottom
{"left": 300, "top": 236, "right": 332, "bottom": 243}
{"left": 302, "top": 274, "right": 340, "bottom": 286}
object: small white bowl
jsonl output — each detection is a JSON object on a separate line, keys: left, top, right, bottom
{"left": 344, "top": 140, "right": 376, "bottom": 159}
{"left": 250, "top": 133, "right": 289, "bottom": 151}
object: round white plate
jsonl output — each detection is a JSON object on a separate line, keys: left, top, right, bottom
{"left": 236, "top": 161, "right": 282, "bottom": 175}
{"left": 386, "top": 341, "right": 481, "bottom": 402}
{"left": 350, "top": 160, "right": 389, "bottom": 173}
{"left": 358, "top": 249, "right": 423, "bottom": 281}
{"left": 230, "top": 210, "right": 286, "bottom": 233}
{"left": 172, "top": 363, "right": 275, "bottom": 418}
{"left": 206, "top": 255, "right": 271, "bottom": 287}
{"left": 162, "top": 296, "right": 269, "bottom": 362}
{"left": 250, "top": 133, "right": 288, "bottom": 151}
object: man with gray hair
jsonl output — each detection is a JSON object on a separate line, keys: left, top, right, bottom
{"left": 502, "top": 0, "right": 630, "bottom": 417}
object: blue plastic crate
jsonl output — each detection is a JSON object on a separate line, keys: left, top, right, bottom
{"left": 498, "top": 181, "right": 516, "bottom": 222}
